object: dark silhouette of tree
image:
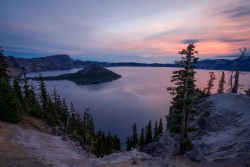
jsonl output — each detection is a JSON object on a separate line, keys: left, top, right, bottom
{"left": 113, "top": 134, "right": 121, "bottom": 151}
{"left": 205, "top": 72, "right": 216, "bottom": 94}
{"left": 139, "top": 127, "right": 145, "bottom": 151}
{"left": 0, "top": 47, "right": 9, "bottom": 81}
{"left": 94, "top": 130, "right": 120, "bottom": 157}
{"left": 62, "top": 98, "right": 69, "bottom": 129}
{"left": 13, "top": 78, "right": 25, "bottom": 113}
{"left": 145, "top": 120, "right": 152, "bottom": 144}
{"left": 153, "top": 121, "right": 158, "bottom": 140}
{"left": 131, "top": 123, "right": 138, "bottom": 148}
{"left": 167, "top": 43, "right": 199, "bottom": 154}
{"left": 232, "top": 47, "right": 247, "bottom": 93}
{"left": 245, "top": 88, "right": 250, "bottom": 96}
{"left": 0, "top": 48, "right": 21, "bottom": 123}
{"left": 82, "top": 108, "right": 95, "bottom": 145}
{"left": 38, "top": 74, "right": 48, "bottom": 111}
{"left": 126, "top": 136, "right": 132, "bottom": 151}
{"left": 217, "top": 71, "right": 226, "bottom": 93}
{"left": 158, "top": 118, "right": 163, "bottom": 135}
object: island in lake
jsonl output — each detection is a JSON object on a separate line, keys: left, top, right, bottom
{"left": 31, "top": 64, "right": 121, "bottom": 85}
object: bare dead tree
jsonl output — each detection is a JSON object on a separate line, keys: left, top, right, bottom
{"left": 231, "top": 47, "right": 246, "bottom": 93}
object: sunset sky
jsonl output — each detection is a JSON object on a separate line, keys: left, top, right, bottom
{"left": 0, "top": 0, "right": 249, "bottom": 63}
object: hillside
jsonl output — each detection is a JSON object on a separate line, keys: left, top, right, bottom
{"left": 144, "top": 93, "right": 250, "bottom": 167}
{"left": 1, "top": 93, "right": 249, "bottom": 167}
{"left": 30, "top": 65, "right": 122, "bottom": 85}
{"left": 5, "top": 55, "right": 88, "bottom": 76}
{"left": 196, "top": 56, "right": 250, "bottom": 71}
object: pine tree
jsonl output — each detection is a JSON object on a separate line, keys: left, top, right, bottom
{"left": 205, "top": 72, "right": 216, "bottom": 94}
{"left": 153, "top": 121, "right": 158, "bottom": 140}
{"left": 126, "top": 136, "right": 132, "bottom": 151}
{"left": 145, "top": 120, "right": 152, "bottom": 144}
{"left": 13, "top": 78, "right": 25, "bottom": 112}
{"left": 0, "top": 48, "right": 22, "bottom": 123}
{"left": 113, "top": 134, "right": 121, "bottom": 151}
{"left": 158, "top": 118, "right": 163, "bottom": 135}
{"left": 0, "top": 79, "right": 22, "bottom": 123}
{"left": 45, "top": 97, "right": 57, "bottom": 127}
{"left": 29, "top": 84, "right": 44, "bottom": 119}
{"left": 83, "top": 108, "right": 95, "bottom": 145}
{"left": 139, "top": 127, "right": 145, "bottom": 151}
{"left": 23, "top": 77, "right": 30, "bottom": 102}
{"left": 38, "top": 74, "right": 48, "bottom": 111}
{"left": 62, "top": 98, "right": 69, "bottom": 129}
{"left": 131, "top": 123, "right": 138, "bottom": 148}
{"left": 217, "top": 71, "right": 226, "bottom": 93}
{"left": 0, "top": 47, "right": 9, "bottom": 81}
{"left": 69, "top": 102, "right": 77, "bottom": 133}
{"left": 167, "top": 43, "right": 199, "bottom": 154}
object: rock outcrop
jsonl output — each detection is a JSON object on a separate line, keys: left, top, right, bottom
{"left": 144, "top": 93, "right": 250, "bottom": 167}
{"left": 186, "top": 93, "right": 250, "bottom": 166}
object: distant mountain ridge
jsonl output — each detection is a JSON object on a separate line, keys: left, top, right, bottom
{"left": 196, "top": 56, "right": 250, "bottom": 71}
{"left": 5, "top": 54, "right": 250, "bottom": 76}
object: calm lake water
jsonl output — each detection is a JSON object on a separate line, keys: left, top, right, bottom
{"left": 27, "top": 67, "right": 250, "bottom": 143}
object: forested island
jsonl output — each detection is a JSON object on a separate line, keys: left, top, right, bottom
{"left": 30, "top": 64, "right": 122, "bottom": 85}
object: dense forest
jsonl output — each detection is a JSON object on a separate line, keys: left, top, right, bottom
{"left": 0, "top": 47, "right": 120, "bottom": 157}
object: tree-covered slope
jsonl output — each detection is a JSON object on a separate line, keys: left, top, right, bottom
{"left": 31, "top": 65, "right": 121, "bottom": 85}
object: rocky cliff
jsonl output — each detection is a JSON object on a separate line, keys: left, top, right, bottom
{"left": 5, "top": 54, "right": 88, "bottom": 77}
{"left": 144, "top": 93, "right": 250, "bottom": 167}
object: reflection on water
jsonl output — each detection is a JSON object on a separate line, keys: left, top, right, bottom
{"left": 27, "top": 67, "right": 250, "bottom": 143}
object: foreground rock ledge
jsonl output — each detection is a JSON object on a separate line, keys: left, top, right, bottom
{"left": 145, "top": 93, "right": 250, "bottom": 167}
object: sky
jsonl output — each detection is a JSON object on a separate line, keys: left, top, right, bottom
{"left": 0, "top": 0, "right": 250, "bottom": 63}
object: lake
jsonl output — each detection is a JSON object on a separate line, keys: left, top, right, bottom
{"left": 27, "top": 67, "right": 250, "bottom": 143}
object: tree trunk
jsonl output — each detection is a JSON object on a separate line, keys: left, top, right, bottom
{"left": 180, "top": 54, "right": 191, "bottom": 154}
{"left": 232, "top": 47, "right": 246, "bottom": 93}
{"left": 232, "top": 70, "right": 239, "bottom": 93}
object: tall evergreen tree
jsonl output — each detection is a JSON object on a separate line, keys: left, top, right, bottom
{"left": 113, "top": 134, "right": 121, "bottom": 151}
{"left": 153, "top": 121, "right": 158, "bottom": 140}
{"left": 167, "top": 44, "right": 199, "bottom": 154}
{"left": 62, "top": 98, "right": 69, "bottom": 128}
{"left": 158, "top": 118, "right": 163, "bottom": 135}
{"left": 205, "top": 72, "right": 216, "bottom": 94}
{"left": 139, "top": 127, "right": 145, "bottom": 151}
{"left": 131, "top": 123, "right": 138, "bottom": 148}
{"left": 217, "top": 71, "right": 226, "bottom": 93}
{"left": 0, "top": 48, "right": 22, "bottom": 123}
{"left": 38, "top": 74, "right": 48, "bottom": 111}
{"left": 145, "top": 120, "right": 152, "bottom": 144}
{"left": 126, "top": 136, "right": 132, "bottom": 151}
{"left": 0, "top": 47, "right": 9, "bottom": 81}
{"left": 83, "top": 108, "right": 95, "bottom": 145}
{"left": 29, "top": 84, "right": 44, "bottom": 119}
{"left": 13, "top": 78, "right": 25, "bottom": 112}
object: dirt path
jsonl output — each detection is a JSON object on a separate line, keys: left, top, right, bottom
{"left": 0, "top": 119, "right": 89, "bottom": 167}
{"left": 0, "top": 121, "right": 44, "bottom": 167}
{"left": 0, "top": 118, "right": 202, "bottom": 167}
